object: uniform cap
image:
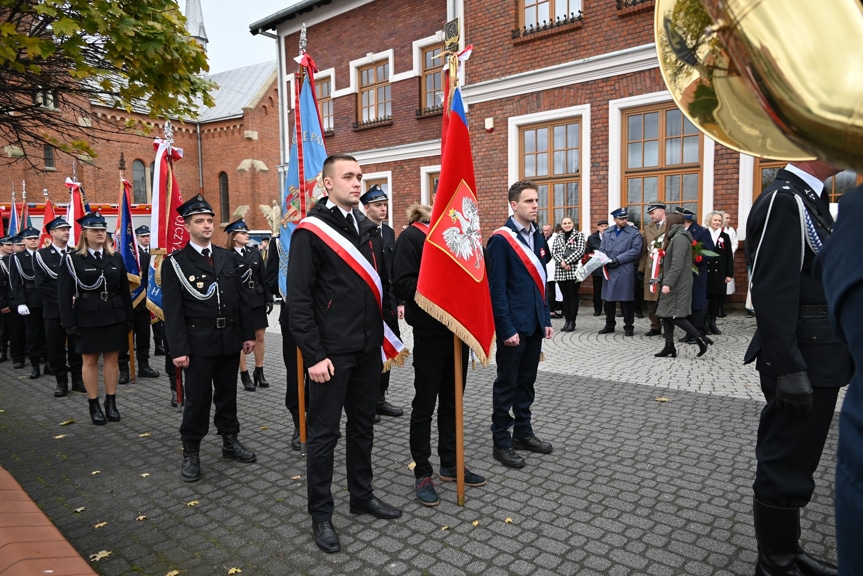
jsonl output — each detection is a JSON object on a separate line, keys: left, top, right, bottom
{"left": 360, "top": 184, "right": 388, "bottom": 206}
{"left": 225, "top": 218, "right": 249, "bottom": 234}
{"left": 610, "top": 207, "right": 629, "bottom": 219}
{"left": 44, "top": 217, "right": 71, "bottom": 232}
{"left": 176, "top": 194, "right": 215, "bottom": 219}
{"left": 76, "top": 212, "right": 108, "bottom": 229}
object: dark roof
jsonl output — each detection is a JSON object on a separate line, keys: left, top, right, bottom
{"left": 249, "top": 0, "right": 333, "bottom": 35}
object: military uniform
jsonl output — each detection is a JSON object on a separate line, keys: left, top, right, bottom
{"left": 599, "top": 208, "right": 644, "bottom": 335}
{"left": 638, "top": 204, "right": 667, "bottom": 334}
{"left": 1, "top": 240, "right": 26, "bottom": 367}
{"left": 9, "top": 227, "right": 47, "bottom": 378}
{"left": 129, "top": 225, "right": 159, "bottom": 379}
{"left": 744, "top": 165, "right": 852, "bottom": 575}
{"left": 0, "top": 237, "right": 12, "bottom": 363}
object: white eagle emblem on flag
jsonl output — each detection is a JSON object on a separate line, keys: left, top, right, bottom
{"left": 443, "top": 196, "right": 483, "bottom": 269}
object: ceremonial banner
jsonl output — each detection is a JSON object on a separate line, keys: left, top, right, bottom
{"left": 117, "top": 180, "right": 144, "bottom": 306}
{"left": 7, "top": 198, "right": 19, "bottom": 237}
{"left": 278, "top": 52, "right": 327, "bottom": 298}
{"left": 416, "top": 86, "right": 495, "bottom": 366}
{"left": 39, "top": 200, "right": 56, "bottom": 248}
{"left": 64, "top": 178, "right": 89, "bottom": 241}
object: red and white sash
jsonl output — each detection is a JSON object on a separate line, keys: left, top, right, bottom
{"left": 492, "top": 227, "right": 546, "bottom": 299}
{"left": 297, "top": 215, "right": 407, "bottom": 367}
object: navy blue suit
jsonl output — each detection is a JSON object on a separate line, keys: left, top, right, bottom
{"left": 487, "top": 217, "right": 551, "bottom": 449}
{"left": 817, "top": 185, "right": 863, "bottom": 575}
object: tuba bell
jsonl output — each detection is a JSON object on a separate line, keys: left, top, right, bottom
{"left": 656, "top": 0, "right": 863, "bottom": 171}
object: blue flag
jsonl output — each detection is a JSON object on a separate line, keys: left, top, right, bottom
{"left": 7, "top": 199, "right": 19, "bottom": 237}
{"left": 279, "top": 60, "right": 328, "bottom": 298}
{"left": 117, "top": 181, "right": 144, "bottom": 306}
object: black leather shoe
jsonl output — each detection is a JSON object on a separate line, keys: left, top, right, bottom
{"left": 598, "top": 326, "right": 615, "bottom": 335}
{"left": 118, "top": 365, "right": 130, "bottom": 384}
{"left": 696, "top": 338, "right": 709, "bottom": 357}
{"left": 512, "top": 436, "right": 553, "bottom": 454}
{"left": 376, "top": 398, "right": 403, "bottom": 417}
{"left": 561, "top": 321, "right": 575, "bottom": 332}
{"left": 89, "top": 399, "right": 106, "bottom": 425}
{"left": 624, "top": 328, "right": 634, "bottom": 337}
{"left": 54, "top": 374, "right": 69, "bottom": 397}
{"left": 373, "top": 412, "right": 381, "bottom": 424}
{"left": 253, "top": 367, "right": 270, "bottom": 388}
{"left": 645, "top": 329, "right": 662, "bottom": 337}
{"left": 104, "top": 395, "right": 121, "bottom": 422}
{"left": 797, "top": 549, "right": 838, "bottom": 576}
{"left": 43, "top": 363, "right": 53, "bottom": 376}
{"left": 71, "top": 376, "right": 86, "bottom": 393}
{"left": 679, "top": 335, "right": 695, "bottom": 344}
{"left": 138, "top": 362, "right": 159, "bottom": 378}
{"left": 493, "top": 446, "right": 525, "bottom": 468}
{"left": 708, "top": 321, "right": 722, "bottom": 335}
{"left": 154, "top": 346, "right": 166, "bottom": 356}
{"left": 654, "top": 345, "right": 677, "bottom": 358}
{"left": 349, "top": 496, "right": 402, "bottom": 519}
{"left": 28, "top": 362, "right": 41, "bottom": 379}
{"left": 170, "top": 389, "right": 178, "bottom": 408}
{"left": 593, "top": 310, "right": 602, "bottom": 316}
{"left": 240, "top": 370, "right": 255, "bottom": 391}
{"left": 221, "top": 433, "right": 256, "bottom": 463}
{"left": 635, "top": 311, "right": 644, "bottom": 319}
{"left": 0, "top": 352, "right": 7, "bottom": 363}
{"left": 291, "top": 427, "right": 301, "bottom": 451}
{"left": 182, "top": 441, "right": 201, "bottom": 482}
{"left": 312, "top": 520, "right": 341, "bottom": 553}
{"left": 12, "top": 359, "right": 25, "bottom": 369}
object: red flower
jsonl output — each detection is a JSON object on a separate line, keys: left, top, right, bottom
{"left": 691, "top": 240, "right": 698, "bottom": 246}
{"left": 658, "top": 249, "right": 666, "bottom": 258}
{"left": 695, "top": 255, "right": 703, "bottom": 263}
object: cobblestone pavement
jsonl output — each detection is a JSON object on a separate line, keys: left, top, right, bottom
{"left": 0, "top": 308, "right": 839, "bottom": 575}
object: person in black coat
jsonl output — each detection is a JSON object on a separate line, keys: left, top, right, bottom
{"left": 675, "top": 207, "right": 712, "bottom": 342}
{"left": 35, "top": 217, "right": 84, "bottom": 396}
{"left": 9, "top": 226, "right": 47, "bottom": 379}
{"left": 288, "top": 154, "right": 401, "bottom": 554}
{"left": 0, "top": 236, "right": 13, "bottom": 363}
{"left": 58, "top": 213, "right": 134, "bottom": 425}
{"left": 161, "top": 195, "right": 258, "bottom": 482}
{"left": 130, "top": 226, "right": 159, "bottom": 379}
{"left": 224, "top": 218, "right": 273, "bottom": 391}
{"left": 744, "top": 162, "right": 852, "bottom": 576}
{"left": 360, "top": 185, "right": 403, "bottom": 420}
{"left": 704, "top": 211, "right": 734, "bottom": 335}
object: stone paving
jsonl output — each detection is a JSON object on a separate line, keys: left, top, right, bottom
{"left": 0, "top": 306, "right": 840, "bottom": 575}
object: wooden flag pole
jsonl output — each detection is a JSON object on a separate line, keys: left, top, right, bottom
{"left": 295, "top": 25, "right": 309, "bottom": 457}
{"left": 454, "top": 334, "right": 466, "bottom": 506}
{"left": 118, "top": 155, "right": 136, "bottom": 383}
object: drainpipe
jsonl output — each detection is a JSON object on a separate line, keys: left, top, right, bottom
{"left": 257, "top": 29, "right": 286, "bottom": 183}
{"left": 196, "top": 122, "right": 204, "bottom": 194}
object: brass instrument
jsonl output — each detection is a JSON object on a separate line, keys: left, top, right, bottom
{"left": 656, "top": 0, "right": 863, "bottom": 171}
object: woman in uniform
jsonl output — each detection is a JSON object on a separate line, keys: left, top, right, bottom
{"left": 58, "top": 212, "right": 133, "bottom": 425}
{"left": 225, "top": 219, "right": 272, "bottom": 391}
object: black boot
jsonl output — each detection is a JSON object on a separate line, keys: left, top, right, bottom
{"left": 654, "top": 344, "right": 677, "bottom": 358}
{"left": 12, "top": 358, "right": 25, "bottom": 369}
{"left": 253, "top": 366, "right": 269, "bottom": 388}
{"left": 222, "top": 433, "right": 256, "bottom": 462}
{"left": 562, "top": 321, "right": 575, "bottom": 332}
{"left": 104, "top": 394, "right": 121, "bottom": 422}
{"left": 696, "top": 337, "right": 709, "bottom": 357}
{"left": 89, "top": 398, "right": 106, "bottom": 425}
{"left": 170, "top": 388, "right": 178, "bottom": 408}
{"left": 0, "top": 350, "right": 7, "bottom": 363}
{"left": 753, "top": 499, "right": 806, "bottom": 576}
{"left": 43, "top": 362, "right": 53, "bottom": 376}
{"left": 376, "top": 394, "right": 403, "bottom": 417}
{"left": 53, "top": 373, "right": 69, "bottom": 397}
{"left": 71, "top": 375, "right": 86, "bottom": 393}
{"left": 118, "top": 363, "right": 130, "bottom": 384}
{"left": 796, "top": 550, "right": 838, "bottom": 576}
{"left": 28, "top": 359, "right": 41, "bottom": 379}
{"left": 138, "top": 359, "right": 159, "bottom": 378}
{"left": 240, "top": 370, "right": 255, "bottom": 391}
{"left": 291, "top": 412, "right": 301, "bottom": 452}
{"left": 709, "top": 317, "right": 722, "bottom": 335}
{"left": 181, "top": 441, "right": 201, "bottom": 482}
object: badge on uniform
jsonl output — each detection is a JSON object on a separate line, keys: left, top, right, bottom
{"left": 189, "top": 275, "right": 195, "bottom": 281}
{"left": 196, "top": 282, "right": 204, "bottom": 288}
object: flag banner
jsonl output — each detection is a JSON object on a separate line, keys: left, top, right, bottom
{"left": 117, "top": 179, "right": 144, "bottom": 307}
{"left": 278, "top": 52, "right": 327, "bottom": 298}
{"left": 416, "top": 86, "right": 495, "bottom": 366}
{"left": 39, "top": 200, "right": 56, "bottom": 248}
{"left": 20, "top": 201, "right": 32, "bottom": 230}
{"left": 7, "top": 198, "right": 19, "bottom": 237}
{"left": 64, "top": 178, "right": 88, "bottom": 242}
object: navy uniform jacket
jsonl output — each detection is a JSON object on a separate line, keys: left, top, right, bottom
{"left": 0, "top": 255, "right": 10, "bottom": 310}
{"left": 135, "top": 247, "right": 150, "bottom": 310}
{"left": 234, "top": 245, "right": 272, "bottom": 310}
{"left": 57, "top": 250, "right": 133, "bottom": 329}
{"left": 687, "top": 221, "right": 711, "bottom": 310}
{"left": 486, "top": 216, "right": 551, "bottom": 341}
{"left": 161, "top": 244, "right": 254, "bottom": 358}
{"left": 379, "top": 223, "right": 399, "bottom": 334}
{"left": 744, "top": 168, "right": 852, "bottom": 387}
{"left": 10, "top": 250, "right": 43, "bottom": 308}
{"left": 288, "top": 200, "right": 386, "bottom": 367}
{"left": 34, "top": 246, "right": 67, "bottom": 320}
{"left": 599, "top": 224, "right": 643, "bottom": 302}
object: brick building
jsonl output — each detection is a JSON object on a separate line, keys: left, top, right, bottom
{"left": 253, "top": 0, "right": 859, "bottom": 303}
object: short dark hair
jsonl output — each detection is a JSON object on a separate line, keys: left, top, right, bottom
{"left": 508, "top": 179, "right": 538, "bottom": 203}
{"left": 322, "top": 153, "right": 358, "bottom": 179}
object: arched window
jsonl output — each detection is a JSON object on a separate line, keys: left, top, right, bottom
{"left": 132, "top": 160, "right": 148, "bottom": 204}
{"left": 219, "top": 172, "right": 229, "bottom": 222}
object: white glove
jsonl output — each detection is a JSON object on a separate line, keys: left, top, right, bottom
{"left": 17, "top": 304, "right": 30, "bottom": 315}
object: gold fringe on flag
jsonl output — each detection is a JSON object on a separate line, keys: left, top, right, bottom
{"left": 415, "top": 292, "right": 495, "bottom": 368}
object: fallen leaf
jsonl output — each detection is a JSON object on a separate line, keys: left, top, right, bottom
{"left": 166, "top": 571, "right": 182, "bottom": 576}
{"left": 260, "top": 425, "right": 269, "bottom": 430}
{"left": 139, "top": 432, "right": 151, "bottom": 437}
{"left": 505, "top": 518, "right": 513, "bottom": 524}
{"left": 59, "top": 419, "right": 75, "bottom": 426}
{"left": 441, "top": 525, "right": 449, "bottom": 531}
{"left": 94, "top": 521, "right": 108, "bottom": 529}
{"left": 472, "top": 520, "right": 479, "bottom": 526}
{"left": 407, "top": 461, "right": 416, "bottom": 471}
{"left": 140, "top": 473, "right": 150, "bottom": 478}
{"left": 89, "top": 550, "right": 112, "bottom": 561}
{"left": 0, "top": 409, "right": 5, "bottom": 413}
{"left": 91, "top": 470, "right": 101, "bottom": 475}
{"left": 73, "top": 507, "right": 86, "bottom": 514}
{"left": 136, "top": 515, "right": 147, "bottom": 521}
{"left": 290, "top": 475, "right": 301, "bottom": 480}
{"left": 228, "top": 569, "right": 243, "bottom": 575}
{"left": 54, "top": 434, "right": 66, "bottom": 439}
{"left": 655, "top": 397, "right": 669, "bottom": 403}
{"left": 186, "top": 500, "right": 200, "bottom": 507}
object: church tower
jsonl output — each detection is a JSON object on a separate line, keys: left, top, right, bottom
{"left": 185, "top": 0, "right": 208, "bottom": 52}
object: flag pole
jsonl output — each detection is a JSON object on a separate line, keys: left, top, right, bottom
{"left": 296, "top": 24, "right": 309, "bottom": 456}
{"left": 118, "top": 153, "right": 136, "bottom": 383}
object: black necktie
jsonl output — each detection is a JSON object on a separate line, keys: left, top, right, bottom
{"left": 346, "top": 212, "right": 356, "bottom": 235}
{"left": 241, "top": 248, "right": 246, "bottom": 258}
{"left": 202, "top": 248, "right": 214, "bottom": 267}
{"left": 94, "top": 251, "right": 102, "bottom": 262}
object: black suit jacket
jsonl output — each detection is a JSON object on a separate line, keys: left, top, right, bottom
{"left": 744, "top": 168, "right": 852, "bottom": 387}
{"left": 10, "top": 250, "right": 42, "bottom": 308}
{"left": 234, "top": 245, "right": 272, "bottom": 310}
{"left": 34, "top": 246, "right": 67, "bottom": 319}
{"left": 57, "top": 250, "right": 134, "bottom": 329}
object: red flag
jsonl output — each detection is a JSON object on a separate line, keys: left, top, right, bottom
{"left": 39, "top": 200, "right": 56, "bottom": 248}
{"left": 65, "top": 178, "right": 87, "bottom": 241}
{"left": 416, "top": 86, "right": 495, "bottom": 366}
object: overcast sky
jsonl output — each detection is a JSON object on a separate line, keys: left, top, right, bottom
{"left": 187, "top": 0, "right": 288, "bottom": 74}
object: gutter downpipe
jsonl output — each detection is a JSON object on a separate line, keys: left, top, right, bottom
{"left": 257, "top": 29, "right": 287, "bottom": 185}
{"left": 196, "top": 122, "right": 204, "bottom": 194}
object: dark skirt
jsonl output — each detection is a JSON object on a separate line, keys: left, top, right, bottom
{"left": 76, "top": 323, "right": 129, "bottom": 355}
{"left": 250, "top": 306, "right": 269, "bottom": 331}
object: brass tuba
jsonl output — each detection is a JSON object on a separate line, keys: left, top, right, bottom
{"left": 655, "top": 0, "right": 863, "bottom": 170}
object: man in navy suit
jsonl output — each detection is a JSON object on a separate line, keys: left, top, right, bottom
{"left": 487, "top": 180, "right": 554, "bottom": 469}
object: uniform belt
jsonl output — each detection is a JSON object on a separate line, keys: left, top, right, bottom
{"left": 799, "top": 305, "right": 829, "bottom": 319}
{"left": 185, "top": 315, "right": 238, "bottom": 329}
{"left": 78, "top": 291, "right": 119, "bottom": 301}
{"left": 23, "top": 281, "right": 35, "bottom": 286}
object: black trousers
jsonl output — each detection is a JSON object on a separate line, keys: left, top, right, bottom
{"left": 6, "top": 311, "right": 25, "bottom": 361}
{"left": 306, "top": 350, "right": 380, "bottom": 522}
{"left": 410, "top": 333, "right": 468, "bottom": 479}
{"left": 708, "top": 296, "right": 725, "bottom": 319}
{"left": 491, "top": 328, "right": 542, "bottom": 449}
{"left": 132, "top": 307, "right": 150, "bottom": 360}
{"left": 604, "top": 300, "right": 634, "bottom": 330}
{"left": 43, "top": 316, "right": 82, "bottom": 377}
{"left": 647, "top": 299, "right": 661, "bottom": 331}
{"left": 22, "top": 306, "right": 45, "bottom": 362}
{"left": 592, "top": 277, "right": 603, "bottom": 313}
{"left": 754, "top": 375, "right": 839, "bottom": 508}
{"left": 662, "top": 317, "right": 699, "bottom": 345}
{"left": 152, "top": 321, "right": 165, "bottom": 351}
{"left": 179, "top": 352, "right": 241, "bottom": 442}
{"left": 559, "top": 280, "right": 581, "bottom": 324}
{"left": 279, "top": 318, "right": 307, "bottom": 418}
